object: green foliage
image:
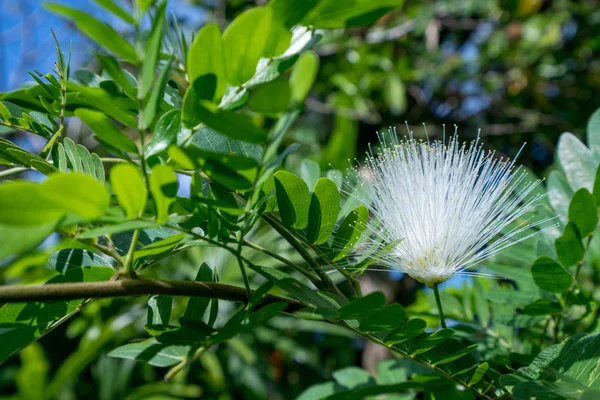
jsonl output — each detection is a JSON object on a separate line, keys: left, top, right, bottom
{"left": 501, "top": 333, "right": 600, "bottom": 399}
{"left": 45, "top": 3, "right": 137, "bottom": 62}
{"left": 274, "top": 171, "right": 311, "bottom": 230}
{"left": 531, "top": 256, "right": 572, "bottom": 293}
{"left": 110, "top": 163, "right": 147, "bottom": 219}
{"left": 187, "top": 24, "right": 227, "bottom": 100}
{"left": 149, "top": 164, "right": 178, "bottom": 224}
{"left": 3, "top": 1, "right": 600, "bottom": 399}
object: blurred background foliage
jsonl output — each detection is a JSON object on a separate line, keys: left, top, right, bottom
{"left": 1, "top": 0, "right": 600, "bottom": 399}
{"left": 3, "top": 0, "right": 600, "bottom": 173}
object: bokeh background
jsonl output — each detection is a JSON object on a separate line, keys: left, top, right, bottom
{"left": 1, "top": 0, "right": 600, "bottom": 398}
{"left": 4, "top": 0, "right": 600, "bottom": 175}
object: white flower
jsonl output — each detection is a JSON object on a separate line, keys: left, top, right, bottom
{"left": 349, "top": 128, "right": 554, "bottom": 287}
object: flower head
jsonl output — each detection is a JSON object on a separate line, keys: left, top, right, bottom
{"left": 349, "top": 128, "right": 552, "bottom": 287}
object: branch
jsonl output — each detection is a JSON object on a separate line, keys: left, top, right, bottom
{"left": 262, "top": 213, "right": 346, "bottom": 299}
{"left": 0, "top": 166, "right": 29, "bottom": 179}
{"left": 365, "top": 20, "right": 416, "bottom": 44}
{"left": 0, "top": 278, "right": 303, "bottom": 312}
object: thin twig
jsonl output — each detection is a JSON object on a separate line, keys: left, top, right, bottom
{"left": 262, "top": 213, "right": 346, "bottom": 299}
{"left": 243, "top": 239, "right": 322, "bottom": 287}
{"left": 0, "top": 166, "right": 29, "bottom": 179}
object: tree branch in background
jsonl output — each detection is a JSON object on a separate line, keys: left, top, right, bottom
{"left": 0, "top": 278, "right": 303, "bottom": 312}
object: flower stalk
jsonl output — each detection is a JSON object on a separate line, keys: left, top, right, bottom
{"left": 433, "top": 284, "right": 447, "bottom": 328}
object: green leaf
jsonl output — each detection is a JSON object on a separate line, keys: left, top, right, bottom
{"left": 183, "top": 263, "right": 214, "bottom": 322}
{"left": 501, "top": 333, "right": 600, "bottom": 399}
{"left": 555, "top": 222, "right": 585, "bottom": 267}
{"left": 110, "top": 163, "right": 147, "bottom": 219}
{"left": 63, "top": 138, "right": 82, "bottom": 172}
{"left": 332, "top": 366, "right": 374, "bottom": 389}
{"left": 192, "top": 126, "right": 263, "bottom": 163}
{"left": 75, "top": 108, "right": 138, "bottom": 153}
{"left": 303, "top": 0, "right": 404, "bottom": 29}
{"left": 96, "top": 54, "right": 136, "bottom": 98}
{"left": 557, "top": 132, "right": 598, "bottom": 191}
{"left": 223, "top": 7, "right": 274, "bottom": 86}
{"left": 93, "top": 0, "right": 135, "bottom": 24}
{"left": 108, "top": 338, "right": 190, "bottom": 367}
{"left": 587, "top": 107, "right": 600, "bottom": 161}
{"left": 172, "top": 143, "right": 258, "bottom": 171}
{"left": 147, "top": 295, "right": 172, "bottom": 325}
{"left": 77, "top": 220, "right": 160, "bottom": 239}
{"left": 337, "top": 291, "right": 386, "bottom": 320}
{"left": 68, "top": 83, "right": 137, "bottom": 128}
{"left": 332, "top": 205, "right": 369, "bottom": 261}
{"left": 274, "top": 171, "right": 311, "bottom": 230}
{"left": 523, "top": 299, "right": 562, "bottom": 316}
{"left": 139, "top": 2, "right": 166, "bottom": 99}
{"left": 289, "top": 51, "right": 319, "bottom": 104}
{"left": 182, "top": 74, "right": 217, "bottom": 128}
{"left": 593, "top": 165, "right": 600, "bottom": 207}
{"left": 299, "top": 158, "right": 321, "bottom": 190}
{"left": 0, "top": 181, "right": 64, "bottom": 225}
{"left": 91, "top": 153, "right": 105, "bottom": 183}
{"left": 269, "top": 0, "right": 319, "bottom": 28}
{"left": 359, "top": 304, "right": 406, "bottom": 334}
{"left": 531, "top": 256, "right": 572, "bottom": 293}
{"left": 248, "top": 78, "right": 291, "bottom": 115}
{"left": 0, "top": 137, "right": 57, "bottom": 174}
{"left": 168, "top": 146, "right": 252, "bottom": 190}
{"left": 48, "top": 249, "right": 114, "bottom": 273}
{"left": 409, "top": 329, "right": 455, "bottom": 356}
{"left": 485, "top": 288, "right": 538, "bottom": 306}
{"left": 142, "top": 57, "right": 173, "bottom": 129}
{"left": 209, "top": 302, "right": 288, "bottom": 346}
{"left": 0, "top": 222, "right": 57, "bottom": 260}
{"left": 187, "top": 24, "right": 227, "bottom": 100}
{"left": 146, "top": 109, "right": 180, "bottom": 157}
{"left": 383, "top": 73, "right": 407, "bottom": 115}
{"left": 0, "top": 173, "right": 109, "bottom": 226}
{"left": 44, "top": 172, "right": 110, "bottom": 219}
{"left": 149, "top": 164, "right": 178, "bottom": 224}
{"left": 429, "top": 343, "right": 478, "bottom": 366}
{"left": 307, "top": 178, "right": 340, "bottom": 245}
{"left": 188, "top": 100, "right": 268, "bottom": 144}
{"left": 45, "top": 3, "right": 136, "bottom": 63}
{"left": 134, "top": 233, "right": 185, "bottom": 266}
{"left": 0, "top": 264, "right": 115, "bottom": 364}
{"left": 384, "top": 319, "right": 427, "bottom": 345}
{"left": 469, "top": 362, "right": 489, "bottom": 386}
{"left": 473, "top": 279, "right": 490, "bottom": 327}
{"left": 568, "top": 188, "right": 597, "bottom": 237}
{"left": 495, "top": 314, "right": 545, "bottom": 328}
{"left": 76, "top": 144, "right": 95, "bottom": 178}
{"left": 246, "top": 264, "right": 338, "bottom": 309}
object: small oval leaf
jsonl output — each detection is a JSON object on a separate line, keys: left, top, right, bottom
{"left": 307, "top": 178, "right": 340, "bottom": 245}
{"left": 337, "top": 291, "right": 386, "bottom": 320}
{"left": 358, "top": 303, "right": 406, "bottom": 334}
{"left": 274, "top": 171, "right": 311, "bottom": 230}
{"left": 555, "top": 222, "right": 585, "bottom": 267}
{"left": 187, "top": 24, "right": 227, "bottom": 100}
{"left": 384, "top": 319, "right": 427, "bottom": 345}
{"left": 332, "top": 205, "right": 369, "bottom": 261}
{"left": 531, "top": 256, "right": 572, "bottom": 293}
{"left": 149, "top": 165, "right": 178, "bottom": 224}
{"left": 290, "top": 51, "right": 319, "bottom": 104}
{"left": 568, "top": 188, "right": 598, "bottom": 237}
{"left": 110, "top": 163, "right": 147, "bottom": 219}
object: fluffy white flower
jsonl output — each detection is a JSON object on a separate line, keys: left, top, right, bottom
{"left": 349, "top": 128, "right": 553, "bottom": 287}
